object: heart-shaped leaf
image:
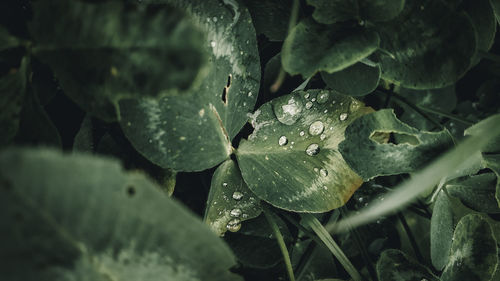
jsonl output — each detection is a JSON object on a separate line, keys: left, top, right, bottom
{"left": 0, "top": 56, "right": 28, "bottom": 146}
{"left": 376, "top": 0, "right": 477, "bottom": 89}
{"left": 29, "top": 0, "right": 208, "bottom": 121}
{"left": 376, "top": 249, "right": 439, "bottom": 281}
{"left": 237, "top": 89, "right": 373, "bottom": 212}
{"left": 0, "top": 148, "right": 241, "bottom": 281}
{"left": 321, "top": 62, "right": 381, "bottom": 96}
{"left": 204, "top": 159, "right": 262, "bottom": 236}
{"left": 282, "top": 19, "right": 380, "bottom": 78}
{"left": 441, "top": 214, "right": 498, "bottom": 281}
{"left": 338, "top": 109, "right": 454, "bottom": 181}
{"left": 119, "top": 0, "right": 261, "bottom": 171}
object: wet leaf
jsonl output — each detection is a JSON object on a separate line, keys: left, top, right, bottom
{"left": 0, "top": 56, "right": 28, "bottom": 146}
{"left": 376, "top": 0, "right": 477, "bottom": 89}
{"left": 204, "top": 159, "right": 262, "bottom": 236}
{"left": 441, "top": 214, "right": 498, "bottom": 281}
{"left": 29, "top": 0, "right": 207, "bottom": 121}
{"left": 282, "top": 19, "right": 380, "bottom": 78}
{"left": 321, "top": 62, "right": 380, "bottom": 96}
{"left": 120, "top": 0, "right": 261, "bottom": 171}
{"left": 338, "top": 109, "right": 454, "bottom": 181}
{"left": 0, "top": 148, "right": 241, "bottom": 281}
{"left": 237, "top": 90, "right": 373, "bottom": 212}
{"left": 376, "top": 249, "right": 439, "bottom": 281}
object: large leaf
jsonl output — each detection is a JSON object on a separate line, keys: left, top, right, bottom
{"left": 0, "top": 148, "right": 241, "bottom": 281}
{"left": 0, "top": 56, "right": 28, "bottom": 146}
{"left": 338, "top": 109, "right": 454, "bottom": 181}
{"left": 29, "top": 0, "right": 207, "bottom": 121}
{"left": 376, "top": 0, "right": 477, "bottom": 89}
{"left": 237, "top": 89, "right": 373, "bottom": 212}
{"left": 204, "top": 159, "right": 262, "bottom": 236}
{"left": 321, "top": 62, "right": 380, "bottom": 96}
{"left": 441, "top": 214, "right": 498, "bottom": 281}
{"left": 120, "top": 0, "right": 261, "bottom": 171}
{"left": 282, "top": 19, "right": 380, "bottom": 78}
{"left": 376, "top": 249, "right": 439, "bottom": 281}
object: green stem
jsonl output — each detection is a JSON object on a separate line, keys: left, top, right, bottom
{"left": 263, "top": 206, "right": 296, "bottom": 281}
{"left": 416, "top": 105, "right": 474, "bottom": 126}
{"left": 301, "top": 213, "right": 363, "bottom": 281}
{"left": 477, "top": 50, "right": 500, "bottom": 63}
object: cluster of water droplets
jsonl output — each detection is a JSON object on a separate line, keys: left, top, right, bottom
{"left": 219, "top": 182, "right": 246, "bottom": 232}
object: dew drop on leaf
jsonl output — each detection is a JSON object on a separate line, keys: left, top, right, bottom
{"left": 230, "top": 208, "right": 242, "bottom": 217}
{"left": 226, "top": 218, "right": 241, "bottom": 232}
{"left": 304, "top": 93, "right": 310, "bottom": 99}
{"left": 305, "top": 143, "right": 320, "bottom": 156}
{"left": 210, "top": 41, "right": 216, "bottom": 47}
{"left": 309, "top": 121, "right": 324, "bottom": 136}
{"left": 273, "top": 96, "right": 304, "bottom": 125}
{"left": 320, "top": 133, "right": 326, "bottom": 140}
{"left": 320, "top": 168, "right": 328, "bottom": 177}
{"left": 299, "top": 131, "right": 305, "bottom": 136}
{"left": 278, "top": 135, "right": 288, "bottom": 146}
{"left": 305, "top": 101, "right": 313, "bottom": 109}
{"left": 339, "top": 113, "right": 348, "bottom": 121}
{"left": 232, "top": 191, "right": 243, "bottom": 200}
{"left": 317, "top": 91, "right": 329, "bottom": 104}
{"left": 222, "top": 182, "right": 228, "bottom": 187}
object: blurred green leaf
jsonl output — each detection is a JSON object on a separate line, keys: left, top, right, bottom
{"left": 242, "top": 0, "right": 292, "bottom": 41}
{"left": 204, "top": 159, "right": 262, "bottom": 236}
{"left": 282, "top": 19, "right": 379, "bottom": 78}
{"left": 0, "top": 25, "right": 21, "bottom": 51}
{"left": 29, "top": 0, "right": 208, "bottom": 121}
{"left": 0, "top": 147, "right": 241, "bottom": 281}
{"left": 339, "top": 109, "right": 454, "bottom": 181}
{"left": 321, "top": 62, "right": 380, "bottom": 96}
{"left": 237, "top": 90, "right": 372, "bottom": 212}
{"left": 377, "top": 0, "right": 477, "bottom": 89}
{"left": 119, "top": 0, "right": 261, "bottom": 171}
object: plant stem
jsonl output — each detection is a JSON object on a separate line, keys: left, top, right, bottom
{"left": 270, "top": 0, "right": 300, "bottom": 92}
{"left": 263, "top": 206, "right": 296, "bottom": 281}
{"left": 302, "top": 213, "right": 363, "bottom": 281}
{"left": 397, "top": 212, "right": 424, "bottom": 264}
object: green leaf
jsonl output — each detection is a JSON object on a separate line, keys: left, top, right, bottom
{"left": 73, "top": 115, "right": 94, "bottom": 153}
{"left": 465, "top": 116, "right": 500, "bottom": 153}
{"left": 376, "top": 249, "right": 439, "bottom": 281}
{"left": 0, "top": 147, "right": 241, "bottom": 281}
{"left": 119, "top": 0, "right": 261, "bottom": 171}
{"left": 282, "top": 19, "right": 380, "bottom": 78}
{"left": 482, "top": 154, "right": 500, "bottom": 209}
{"left": 237, "top": 90, "right": 373, "bottom": 212}
{"left": 430, "top": 191, "right": 458, "bottom": 270}
{"left": 441, "top": 214, "right": 498, "bottom": 281}
{"left": 338, "top": 109, "right": 454, "bottom": 181}
{"left": 0, "top": 56, "right": 28, "bottom": 146}
{"left": 461, "top": 0, "right": 496, "bottom": 53}
{"left": 321, "top": 62, "right": 381, "bottom": 96}
{"left": 242, "top": 0, "right": 292, "bottom": 41}
{"left": 307, "top": 0, "right": 359, "bottom": 24}
{"left": 204, "top": 159, "right": 262, "bottom": 236}
{"left": 29, "top": 0, "right": 207, "bottom": 121}
{"left": 0, "top": 25, "right": 21, "bottom": 51}
{"left": 492, "top": 0, "right": 500, "bottom": 24}
{"left": 445, "top": 173, "right": 500, "bottom": 214}
{"left": 376, "top": 0, "right": 477, "bottom": 89}
{"left": 357, "top": 0, "right": 405, "bottom": 22}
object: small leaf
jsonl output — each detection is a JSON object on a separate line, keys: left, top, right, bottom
{"left": 321, "top": 62, "right": 381, "bottom": 96}
{"left": 237, "top": 90, "right": 373, "bottom": 212}
{"left": 282, "top": 19, "right": 380, "bottom": 78}
{"left": 29, "top": 0, "right": 208, "bottom": 121}
{"left": 441, "top": 214, "right": 498, "bottom": 281}
{"left": 0, "top": 56, "right": 28, "bottom": 146}
{"left": 242, "top": 0, "right": 292, "bottom": 41}
{"left": 376, "top": 0, "right": 477, "bottom": 89}
{"left": 0, "top": 148, "right": 241, "bottom": 281}
{"left": 119, "top": 0, "right": 261, "bottom": 171}
{"left": 204, "top": 159, "right": 262, "bottom": 236}
{"left": 376, "top": 249, "right": 439, "bottom": 281}
{"left": 338, "top": 109, "right": 454, "bottom": 181}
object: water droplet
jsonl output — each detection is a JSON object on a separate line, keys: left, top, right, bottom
{"left": 210, "top": 41, "right": 216, "bottom": 47}
{"left": 305, "top": 101, "right": 313, "bottom": 109}
{"left": 232, "top": 191, "right": 243, "bottom": 200}
{"left": 311, "top": 98, "right": 316, "bottom": 102}
{"left": 320, "top": 168, "right": 328, "bottom": 177}
{"left": 305, "top": 143, "right": 320, "bottom": 156}
{"left": 309, "top": 121, "right": 324, "bottom": 136}
{"left": 226, "top": 218, "right": 241, "bottom": 232}
{"left": 323, "top": 109, "right": 328, "bottom": 113}
{"left": 320, "top": 133, "right": 326, "bottom": 140}
{"left": 339, "top": 113, "right": 348, "bottom": 121}
{"left": 207, "top": 17, "right": 211, "bottom": 22}
{"left": 248, "top": 91, "right": 253, "bottom": 97}
{"left": 278, "top": 136, "right": 288, "bottom": 146}
{"left": 230, "top": 208, "right": 242, "bottom": 217}
{"left": 299, "top": 131, "right": 305, "bottom": 136}
{"left": 323, "top": 186, "right": 328, "bottom": 190}
{"left": 212, "top": 16, "right": 218, "bottom": 22}
{"left": 314, "top": 167, "right": 319, "bottom": 172}
{"left": 273, "top": 96, "right": 304, "bottom": 125}
{"left": 317, "top": 91, "right": 329, "bottom": 104}
{"left": 222, "top": 182, "right": 228, "bottom": 187}
{"left": 304, "top": 93, "right": 310, "bottom": 99}
{"left": 350, "top": 100, "right": 361, "bottom": 111}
